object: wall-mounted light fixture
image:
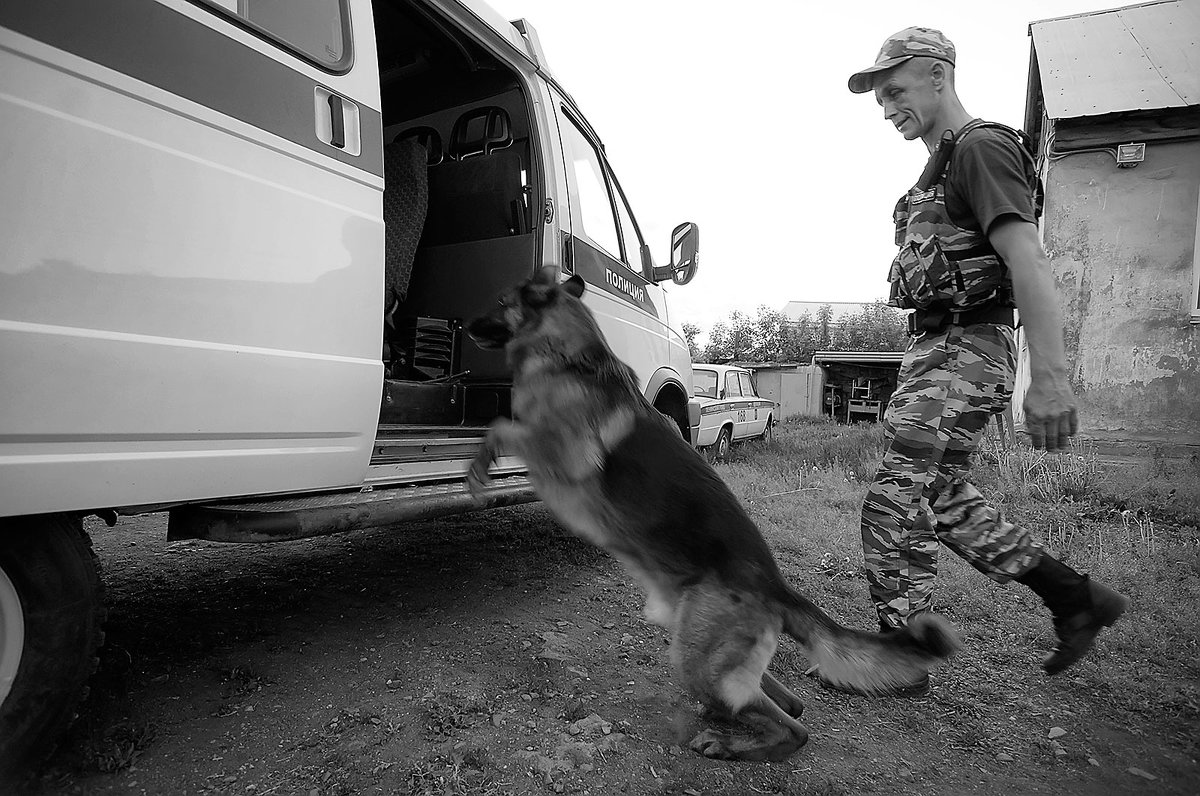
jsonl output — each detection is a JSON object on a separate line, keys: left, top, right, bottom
{"left": 1116, "top": 142, "right": 1146, "bottom": 168}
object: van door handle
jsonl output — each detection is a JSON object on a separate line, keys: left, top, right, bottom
{"left": 314, "top": 87, "right": 359, "bottom": 155}
{"left": 328, "top": 93, "right": 346, "bottom": 149}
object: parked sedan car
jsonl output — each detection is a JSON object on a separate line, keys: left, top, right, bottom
{"left": 691, "top": 365, "right": 776, "bottom": 460}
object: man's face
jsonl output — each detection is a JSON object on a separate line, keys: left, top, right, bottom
{"left": 873, "top": 60, "right": 939, "bottom": 141}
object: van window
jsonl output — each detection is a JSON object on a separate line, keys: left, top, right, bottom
{"left": 197, "top": 0, "right": 351, "bottom": 71}
{"left": 610, "top": 172, "right": 644, "bottom": 271}
{"left": 560, "top": 115, "right": 621, "bottom": 260}
{"left": 725, "top": 372, "right": 743, "bottom": 398}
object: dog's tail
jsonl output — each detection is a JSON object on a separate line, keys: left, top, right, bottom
{"left": 779, "top": 586, "right": 960, "bottom": 695}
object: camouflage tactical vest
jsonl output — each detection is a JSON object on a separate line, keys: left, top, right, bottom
{"left": 888, "top": 120, "right": 1037, "bottom": 312}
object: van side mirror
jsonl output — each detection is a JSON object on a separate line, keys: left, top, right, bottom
{"left": 652, "top": 222, "right": 699, "bottom": 285}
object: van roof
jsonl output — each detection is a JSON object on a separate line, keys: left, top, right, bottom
{"left": 454, "top": 1, "right": 541, "bottom": 68}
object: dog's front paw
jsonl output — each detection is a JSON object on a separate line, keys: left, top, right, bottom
{"left": 688, "top": 729, "right": 735, "bottom": 760}
{"left": 466, "top": 458, "right": 492, "bottom": 501}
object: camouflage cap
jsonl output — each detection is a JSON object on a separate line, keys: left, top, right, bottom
{"left": 848, "top": 27, "right": 956, "bottom": 94}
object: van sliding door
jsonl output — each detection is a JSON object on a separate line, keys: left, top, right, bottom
{"left": 0, "top": 0, "right": 385, "bottom": 514}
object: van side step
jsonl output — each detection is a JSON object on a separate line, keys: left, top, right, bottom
{"left": 167, "top": 476, "right": 536, "bottom": 543}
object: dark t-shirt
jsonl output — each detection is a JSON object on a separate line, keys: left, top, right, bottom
{"left": 943, "top": 126, "right": 1039, "bottom": 235}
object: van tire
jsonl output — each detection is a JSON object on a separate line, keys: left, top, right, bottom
{"left": 652, "top": 392, "right": 690, "bottom": 442}
{"left": 0, "top": 514, "right": 104, "bottom": 786}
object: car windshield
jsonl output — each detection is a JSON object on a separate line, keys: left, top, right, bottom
{"left": 693, "top": 369, "right": 718, "bottom": 399}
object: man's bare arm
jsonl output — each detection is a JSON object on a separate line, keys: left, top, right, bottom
{"left": 988, "top": 217, "right": 1079, "bottom": 450}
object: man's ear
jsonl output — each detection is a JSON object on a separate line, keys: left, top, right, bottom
{"left": 563, "top": 274, "right": 586, "bottom": 298}
{"left": 929, "top": 60, "right": 946, "bottom": 89}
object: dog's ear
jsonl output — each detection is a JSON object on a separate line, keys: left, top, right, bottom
{"left": 563, "top": 274, "right": 586, "bottom": 299}
{"left": 521, "top": 280, "right": 554, "bottom": 308}
{"left": 521, "top": 266, "right": 563, "bottom": 307}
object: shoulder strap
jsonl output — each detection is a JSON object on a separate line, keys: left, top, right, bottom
{"left": 943, "top": 119, "right": 1044, "bottom": 218}
{"left": 953, "top": 119, "right": 1036, "bottom": 159}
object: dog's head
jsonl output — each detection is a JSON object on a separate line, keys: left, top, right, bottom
{"left": 467, "top": 267, "right": 589, "bottom": 351}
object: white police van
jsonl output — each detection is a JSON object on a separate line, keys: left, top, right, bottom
{"left": 0, "top": 0, "right": 700, "bottom": 776}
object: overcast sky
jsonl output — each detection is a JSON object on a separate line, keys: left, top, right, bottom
{"left": 486, "top": 0, "right": 1124, "bottom": 336}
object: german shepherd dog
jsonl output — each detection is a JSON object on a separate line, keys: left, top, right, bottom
{"left": 466, "top": 268, "right": 958, "bottom": 762}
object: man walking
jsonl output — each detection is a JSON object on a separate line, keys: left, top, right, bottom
{"left": 843, "top": 27, "right": 1127, "bottom": 693}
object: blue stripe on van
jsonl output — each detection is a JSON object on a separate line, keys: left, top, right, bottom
{"left": 0, "top": 0, "right": 383, "bottom": 177}
{"left": 567, "top": 235, "right": 659, "bottom": 318}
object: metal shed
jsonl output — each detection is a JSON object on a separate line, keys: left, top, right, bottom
{"left": 1025, "top": 0, "right": 1200, "bottom": 132}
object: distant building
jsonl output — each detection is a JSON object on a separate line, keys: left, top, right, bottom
{"left": 750, "top": 352, "right": 904, "bottom": 424}
{"left": 1022, "top": 0, "right": 1200, "bottom": 449}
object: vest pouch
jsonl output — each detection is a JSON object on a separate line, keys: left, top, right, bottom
{"left": 914, "top": 236, "right": 961, "bottom": 305}
{"left": 888, "top": 242, "right": 935, "bottom": 309}
{"left": 944, "top": 252, "right": 1003, "bottom": 310}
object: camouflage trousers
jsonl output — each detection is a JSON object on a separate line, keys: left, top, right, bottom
{"left": 861, "top": 324, "right": 1044, "bottom": 629}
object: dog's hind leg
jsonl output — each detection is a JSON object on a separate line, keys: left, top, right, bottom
{"left": 761, "top": 671, "right": 804, "bottom": 719}
{"left": 673, "top": 588, "right": 810, "bottom": 761}
{"left": 689, "top": 690, "right": 809, "bottom": 762}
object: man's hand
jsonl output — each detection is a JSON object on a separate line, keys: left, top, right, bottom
{"left": 988, "top": 217, "right": 1080, "bottom": 453}
{"left": 1023, "top": 375, "right": 1078, "bottom": 451}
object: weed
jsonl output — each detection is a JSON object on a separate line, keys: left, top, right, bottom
{"left": 218, "top": 664, "right": 267, "bottom": 699}
{"left": 423, "top": 690, "right": 496, "bottom": 740}
{"left": 323, "top": 707, "right": 381, "bottom": 738}
{"left": 82, "top": 721, "right": 156, "bottom": 774}
{"left": 814, "top": 551, "right": 861, "bottom": 581}
{"left": 404, "top": 751, "right": 510, "bottom": 796}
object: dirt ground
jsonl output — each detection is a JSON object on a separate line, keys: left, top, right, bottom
{"left": 20, "top": 504, "right": 1200, "bottom": 796}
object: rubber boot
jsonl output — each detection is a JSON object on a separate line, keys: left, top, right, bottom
{"left": 1016, "top": 555, "right": 1129, "bottom": 675}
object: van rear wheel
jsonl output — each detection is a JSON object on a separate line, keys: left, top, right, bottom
{"left": 0, "top": 514, "right": 104, "bottom": 785}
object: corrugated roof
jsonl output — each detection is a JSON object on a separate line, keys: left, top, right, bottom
{"left": 812, "top": 351, "right": 905, "bottom": 365}
{"left": 1029, "top": 0, "right": 1199, "bottom": 119}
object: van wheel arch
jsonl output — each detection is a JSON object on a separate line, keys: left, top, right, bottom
{"left": 651, "top": 383, "right": 690, "bottom": 441}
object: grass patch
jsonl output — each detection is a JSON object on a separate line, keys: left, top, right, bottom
{"left": 718, "top": 419, "right": 1200, "bottom": 754}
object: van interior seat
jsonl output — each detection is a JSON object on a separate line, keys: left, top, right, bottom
{"left": 382, "top": 129, "right": 436, "bottom": 314}
{"left": 424, "top": 106, "right": 527, "bottom": 246}
{"left": 450, "top": 106, "right": 512, "bottom": 158}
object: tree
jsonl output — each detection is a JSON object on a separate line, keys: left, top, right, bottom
{"left": 681, "top": 322, "right": 701, "bottom": 361}
{"left": 831, "top": 301, "right": 907, "bottom": 352}
{"left": 815, "top": 304, "right": 834, "bottom": 351}
{"left": 688, "top": 300, "right": 906, "bottom": 364}
{"left": 700, "top": 310, "right": 756, "bottom": 362}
